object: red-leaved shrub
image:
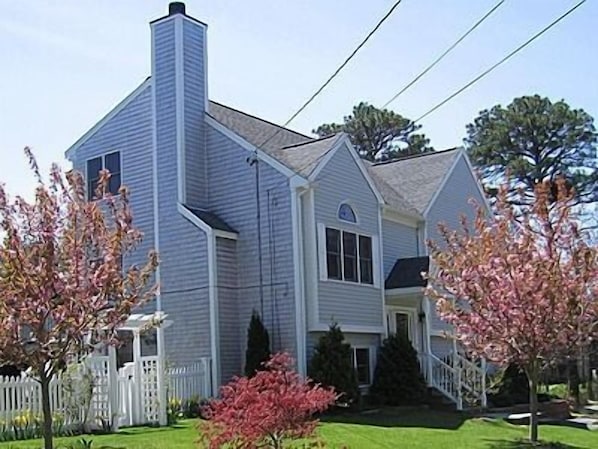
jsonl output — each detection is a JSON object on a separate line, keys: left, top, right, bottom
{"left": 198, "top": 352, "right": 337, "bottom": 449}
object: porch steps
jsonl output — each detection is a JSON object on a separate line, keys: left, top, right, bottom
{"left": 426, "top": 387, "right": 458, "bottom": 411}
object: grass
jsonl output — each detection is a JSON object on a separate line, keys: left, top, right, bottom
{"left": 0, "top": 409, "right": 596, "bottom": 449}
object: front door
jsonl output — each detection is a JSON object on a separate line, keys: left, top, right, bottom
{"left": 387, "top": 308, "right": 419, "bottom": 351}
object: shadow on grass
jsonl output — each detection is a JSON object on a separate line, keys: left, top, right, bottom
{"left": 114, "top": 423, "right": 189, "bottom": 436}
{"left": 321, "top": 407, "right": 469, "bottom": 430}
{"left": 485, "top": 439, "right": 586, "bottom": 449}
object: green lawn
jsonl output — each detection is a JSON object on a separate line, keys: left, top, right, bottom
{"left": 0, "top": 409, "right": 595, "bottom": 449}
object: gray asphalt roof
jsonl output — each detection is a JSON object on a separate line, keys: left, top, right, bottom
{"left": 385, "top": 256, "right": 430, "bottom": 289}
{"left": 368, "top": 149, "right": 460, "bottom": 214}
{"left": 208, "top": 101, "right": 342, "bottom": 178}
{"left": 208, "top": 100, "right": 459, "bottom": 218}
{"left": 208, "top": 101, "right": 311, "bottom": 153}
{"left": 277, "top": 134, "right": 342, "bottom": 177}
{"left": 185, "top": 206, "right": 237, "bottom": 233}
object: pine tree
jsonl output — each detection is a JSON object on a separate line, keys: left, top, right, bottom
{"left": 308, "top": 323, "right": 359, "bottom": 403}
{"left": 370, "top": 333, "right": 426, "bottom": 405}
{"left": 244, "top": 311, "right": 271, "bottom": 377}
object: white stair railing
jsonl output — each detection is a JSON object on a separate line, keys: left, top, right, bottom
{"left": 422, "top": 351, "right": 487, "bottom": 410}
{"left": 424, "top": 353, "right": 461, "bottom": 408}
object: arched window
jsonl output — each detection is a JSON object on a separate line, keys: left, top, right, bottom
{"left": 338, "top": 203, "right": 357, "bottom": 223}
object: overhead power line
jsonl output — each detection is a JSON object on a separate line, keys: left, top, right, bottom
{"left": 255, "top": 0, "right": 404, "bottom": 151}
{"left": 248, "top": 0, "right": 405, "bottom": 318}
{"left": 413, "top": 0, "right": 586, "bottom": 123}
{"left": 382, "top": 0, "right": 506, "bottom": 109}
{"left": 264, "top": 0, "right": 586, "bottom": 185}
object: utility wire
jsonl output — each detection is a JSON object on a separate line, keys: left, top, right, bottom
{"left": 382, "top": 0, "right": 506, "bottom": 109}
{"left": 255, "top": 0, "right": 404, "bottom": 152}
{"left": 413, "top": 0, "right": 586, "bottom": 123}
{"left": 263, "top": 0, "right": 585, "bottom": 190}
{"left": 248, "top": 0, "right": 405, "bottom": 320}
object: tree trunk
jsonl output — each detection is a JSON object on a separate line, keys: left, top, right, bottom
{"left": 40, "top": 373, "right": 54, "bottom": 449}
{"left": 527, "top": 366, "right": 539, "bottom": 444}
{"left": 568, "top": 358, "right": 580, "bottom": 406}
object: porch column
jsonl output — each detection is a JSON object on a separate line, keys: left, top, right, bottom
{"left": 481, "top": 358, "right": 488, "bottom": 408}
{"left": 108, "top": 346, "right": 119, "bottom": 431}
{"left": 424, "top": 297, "right": 432, "bottom": 384}
{"left": 132, "top": 330, "right": 142, "bottom": 424}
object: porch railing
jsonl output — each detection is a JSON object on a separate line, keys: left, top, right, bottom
{"left": 420, "top": 351, "right": 486, "bottom": 410}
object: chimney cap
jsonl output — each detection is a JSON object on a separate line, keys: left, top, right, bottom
{"left": 169, "top": 2, "right": 186, "bottom": 16}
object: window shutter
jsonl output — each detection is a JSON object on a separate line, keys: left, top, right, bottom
{"left": 317, "top": 223, "right": 327, "bottom": 281}
{"left": 372, "top": 234, "right": 381, "bottom": 288}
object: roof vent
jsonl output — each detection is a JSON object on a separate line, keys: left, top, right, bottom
{"left": 169, "top": 2, "right": 186, "bottom": 16}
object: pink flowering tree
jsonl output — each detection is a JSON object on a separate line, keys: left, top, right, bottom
{"left": 426, "top": 179, "right": 598, "bottom": 443}
{"left": 0, "top": 149, "right": 158, "bottom": 449}
{"left": 198, "top": 352, "right": 337, "bottom": 449}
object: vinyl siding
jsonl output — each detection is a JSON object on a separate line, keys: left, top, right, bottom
{"left": 70, "top": 84, "right": 156, "bottom": 314}
{"left": 206, "top": 123, "right": 297, "bottom": 365}
{"left": 426, "top": 155, "right": 486, "bottom": 332}
{"left": 154, "top": 17, "right": 211, "bottom": 366}
{"left": 382, "top": 219, "right": 419, "bottom": 278}
{"left": 314, "top": 143, "right": 383, "bottom": 329}
{"left": 182, "top": 19, "right": 207, "bottom": 208}
{"left": 216, "top": 238, "right": 240, "bottom": 384}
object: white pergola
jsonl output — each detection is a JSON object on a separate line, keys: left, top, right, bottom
{"left": 113, "top": 312, "right": 173, "bottom": 426}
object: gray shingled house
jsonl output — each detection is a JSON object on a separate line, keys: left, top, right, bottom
{"left": 65, "top": 3, "right": 488, "bottom": 408}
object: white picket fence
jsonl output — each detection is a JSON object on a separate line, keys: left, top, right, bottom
{"left": 0, "top": 356, "right": 113, "bottom": 429}
{"left": 0, "top": 356, "right": 212, "bottom": 433}
{"left": 167, "top": 359, "right": 212, "bottom": 401}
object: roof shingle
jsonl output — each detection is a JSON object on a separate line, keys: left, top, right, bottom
{"left": 369, "top": 149, "right": 460, "bottom": 214}
{"left": 185, "top": 206, "right": 237, "bottom": 233}
{"left": 385, "top": 256, "right": 430, "bottom": 289}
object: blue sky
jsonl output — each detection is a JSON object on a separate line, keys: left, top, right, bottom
{"left": 0, "top": 0, "right": 596, "bottom": 198}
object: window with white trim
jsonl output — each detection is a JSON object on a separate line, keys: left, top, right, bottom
{"left": 351, "top": 347, "right": 372, "bottom": 386}
{"left": 87, "top": 151, "right": 121, "bottom": 200}
{"left": 324, "top": 227, "right": 373, "bottom": 285}
{"left": 338, "top": 203, "right": 357, "bottom": 223}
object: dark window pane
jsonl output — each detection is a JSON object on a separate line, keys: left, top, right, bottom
{"left": 343, "top": 232, "right": 357, "bottom": 282}
{"left": 105, "top": 152, "right": 120, "bottom": 174}
{"left": 325, "top": 228, "right": 341, "bottom": 280}
{"left": 359, "top": 235, "right": 373, "bottom": 284}
{"left": 86, "top": 157, "right": 102, "bottom": 200}
{"left": 338, "top": 203, "right": 357, "bottom": 223}
{"left": 105, "top": 152, "right": 121, "bottom": 195}
{"left": 108, "top": 173, "right": 121, "bottom": 195}
{"left": 355, "top": 348, "right": 370, "bottom": 385}
{"left": 395, "top": 313, "right": 410, "bottom": 341}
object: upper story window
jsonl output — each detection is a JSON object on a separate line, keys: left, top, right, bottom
{"left": 323, "top": 227, "right": 373, "bottom": 285}
{"left": 87, "top": 152, "right": 121, "bottom": 200}
{"left": 338, "top": 203, "right": 357, "bottom": 223}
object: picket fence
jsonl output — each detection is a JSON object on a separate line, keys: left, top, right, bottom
{"left": 0, "top": 356, "right": 211, "bottom": 431}
{"left": 166, "top": 359, "right": 212, "bottom": 401}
